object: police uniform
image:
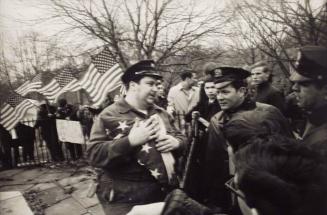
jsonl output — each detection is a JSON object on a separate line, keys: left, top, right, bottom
{"left": 87, "top": 60, "right": 187, "bottom": 215}
{"left": 290, "top": 46, "right": 327, "bottom": 147}
{"left": 200, "top": 67, "right": 292, "bottom": 212}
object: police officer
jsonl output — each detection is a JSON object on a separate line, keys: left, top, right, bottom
{"left": 289, "top": 46, "right": 327, "bottom": 146}
{"left": 200, "top": 67, "right": 292, "bottom": 213}
{"left": 87, "top": 60, "right": 187, "bottom": 215}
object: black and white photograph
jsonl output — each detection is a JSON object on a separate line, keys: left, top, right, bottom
{"left": 0, "top": 0, "right": 327, "bottom": 214}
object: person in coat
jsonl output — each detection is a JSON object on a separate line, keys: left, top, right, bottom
{"left": 250, "top": 62, "right": 286, "bottom": 113}
{"left": 200, "top": 67, "right": 292, "bottom": 213}
{"left": 289, "top": 46, "right": 327, "bottom": 148}
{"left": 87, "top": 60, "right": 188, "bottom": 215}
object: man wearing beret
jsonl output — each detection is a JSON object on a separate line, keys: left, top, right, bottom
{"left": 200, "top": 67, "right": 292, "bottom": 213}
{"left": 87, "top": 60, "right": 187, "bottom": 215}
{"left": 289, "top": 46, "right": 327, "bottom": 147}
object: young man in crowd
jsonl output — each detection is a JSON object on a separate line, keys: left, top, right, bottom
{"left": 289, "top": 45, "right": 327, "bottom": 147}
{"left": 167, "top": 70, "right": 199, "bottom": 116}
{"left": 249, "top": 62, "right": 285, "bottom": 113}
{"left": 200, "top": 67, "right": 292, "bottom": 213}
{"left": 87, "top": 60, "right": 188, "bottom": 215}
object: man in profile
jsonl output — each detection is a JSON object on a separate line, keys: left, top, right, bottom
{"left": 87, "top": 60, "right": 187, "bottom": 215}
{"left": 201, "top": 67, "right": 292, "bottom": 213}
{"left": 289, "top": 46, "right": 327, "bottom": 147}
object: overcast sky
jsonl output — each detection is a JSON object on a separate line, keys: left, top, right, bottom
{"left": 0, "top": 0, "right": 325, "bottom": 48}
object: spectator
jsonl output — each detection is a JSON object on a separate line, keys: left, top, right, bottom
{"left": 15, "top": 122, "right": 35, "bottom": 162}
{"left": 185, "top": 77, "right": 221, "bottom": 129}
{"left": 233, "top": 135, "right": 327, "bottom": 215}
{"left": 250, "top": 62, "right": 286, "bottom": 113}
{"left": 77, "top": 106, "right": 94, "bottom": 140}
{"left": 35, "top": 101, "right": 64, "bottom": 162}
{"left": 167, "top": 70, "right": 200, "bottom": 116}
{"left": 0, "top": 124, "right": 13, "bottom": 169}
{"left": 87, "top": 60, "right": 187, "bottom": 215}
{"left": 156, "top": 81, "right": 168, "bottom": 109}
{"left": 56, "top": 99, "right": 82, "bottom": 160}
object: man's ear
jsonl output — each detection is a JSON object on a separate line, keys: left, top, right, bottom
{"left": 129, "top": 81, "right": 137, "bottom": 90}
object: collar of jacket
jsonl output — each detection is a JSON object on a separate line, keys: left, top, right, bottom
{"left": 257, "top": 81, "right": 271, "bottom": 91}
{"left": 116, "top": 98, "right": 163, "bottom": 114}
{"left": 307, "top": 103, "right": 327, "bottom": 126}
{"left": 225, "top": 96, "right": 256, "bottom": 115}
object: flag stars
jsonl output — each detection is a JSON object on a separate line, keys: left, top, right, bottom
{"left": 141, "top": 143, "right": 152, "bottom": 153}
{"left": 150, "top": 168, "right": 161, "bottom": 179}
{"left": 118, "top": 121, "right": 129, "bottom": 131}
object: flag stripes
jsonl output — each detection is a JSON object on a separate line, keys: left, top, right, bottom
{"left": 15, "top": 73, "right": 42, "bottom": 96}
{"left": 79, "top": 47, "right": 123, "bottom": 107}
{"left": 0, "top": 93, "right": 36, "bottom": 130}
{"left": 37, "top": 70, "right": 81, "bottom": 102}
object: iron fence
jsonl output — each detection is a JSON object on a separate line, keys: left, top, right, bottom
{"left": 2, "top": 119, "right": 88, "bottom": 168}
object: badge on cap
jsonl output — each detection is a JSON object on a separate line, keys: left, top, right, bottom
{"left": 214, "top": 68, "right": 222, "bottom": 77}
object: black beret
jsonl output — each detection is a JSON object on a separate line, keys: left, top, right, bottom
{"left": 121, "top": 60, "right": 162, "bottom": 84}
{"left": 294, "top": 46, "right": 327, "bottom": 81}
{"left": 215, "top": 67, "right": 251, "bottom": 83}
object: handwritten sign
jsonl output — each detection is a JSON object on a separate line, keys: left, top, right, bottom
{"left": 56, "top": 119, "right": 85, "bottom": 144}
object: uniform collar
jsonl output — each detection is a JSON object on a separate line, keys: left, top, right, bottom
{"left": 225, "top": 97, "right": 256, "bottom": 114}
{"left": 117, "top": 98, "right": 163, "bottom": 114}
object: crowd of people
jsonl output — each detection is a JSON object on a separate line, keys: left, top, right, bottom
{"left": 0, "top": 98, "right": 95, "bottom": 168}
{"left": 86, "top": 45, "right": 327, "bottom": 215}
{"left": 1, "top": 45, "right": 327, "bottom": 215}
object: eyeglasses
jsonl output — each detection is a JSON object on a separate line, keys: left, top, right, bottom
{"left": 225, "top": 177, "right": 246, "bottom": 201}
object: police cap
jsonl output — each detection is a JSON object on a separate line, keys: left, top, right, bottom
{"left": 121, "top": 60, "right": 162, "bottom": 84}
{"left": 215, "top": 67, "right": 251, "bottom": 83}
{"left": 293, "top": 46, "right": 327, "bottom": 82}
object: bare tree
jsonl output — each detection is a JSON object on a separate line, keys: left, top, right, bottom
{"left": 45, "top": 0, "right": 229, "bottom": 68}
{"left": 227, "top": 0, "right": 327, "bottom": 75}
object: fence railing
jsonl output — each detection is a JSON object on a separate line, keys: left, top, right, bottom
{"left": 1, "top": 119, "right": 87, "bottom": 169}
{"left": 1, "top": 113, "right": 195, "bottom": 169}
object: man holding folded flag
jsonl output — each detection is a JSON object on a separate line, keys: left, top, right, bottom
{"left": 87, "top": 60, "right": 187, "bottom": 215}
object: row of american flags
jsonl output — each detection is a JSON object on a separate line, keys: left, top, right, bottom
{"left": 0, "top": 47, "right": 124, "bottom": 131}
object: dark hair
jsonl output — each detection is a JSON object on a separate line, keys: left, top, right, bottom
{"left": 235, "top": 136, "right": 327, "bottom": 215}
{"left": 58, "top": 98, "right": 67, "bottom": 107}
{"left": 124, "top": 75, "right": 149, "bottom": 90}
{"left": 230, "top": 79, "right": 248, "bottom": 90}
{"left": 180, "top": 71, "right": 193, "bottom": 81}
{"left": 204, "top": 77, "right": 216, "bottom": 84}
{"left": 224, "top": 108, "right": 291, "bottom": 152}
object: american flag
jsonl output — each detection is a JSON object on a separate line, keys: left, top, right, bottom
{"left": 79, "top": 47, "right": 123, "bottom": 107}
{"left": 103, "top": 116, "right": 177, "bottom": 185}
{"left": 38, "top": 69, "right": 81, "bottom": 103}
{"left": 0, "top": 92, "right": 37, "bottom": 130}
{"left": 15, "top": 73, "right": 43, "bottom": 96}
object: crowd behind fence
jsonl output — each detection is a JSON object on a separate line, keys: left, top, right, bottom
{"left": 1, "top": 113, "right": 195, "bottom": 169}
